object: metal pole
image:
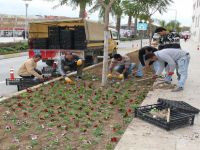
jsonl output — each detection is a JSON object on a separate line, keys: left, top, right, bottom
{"left": 174, "top": 10, "right": 177, "bottom": 31}
{"left": 140, "top": 30, "right": 143, "bottom": 48}
{"left": 25, "top": 3, "right": 28, "bottom": 40}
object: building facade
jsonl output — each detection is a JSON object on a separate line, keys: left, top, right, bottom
{"left": 191, "top": 0, "right": 200, "bottom": 42}
{"left": 0, "top": 14, "right": 68, "bottom": 37}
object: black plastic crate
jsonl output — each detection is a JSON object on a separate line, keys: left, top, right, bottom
{"left": 6, "top": 78, "right": 39, "bottom": 86}
{"left": 135, "top": 104, "right": 195, "bottom": 131}
{"left": 6, "top": 78, "right": 21, "bottom": 85}
{"left": 158, "top": 98, "right": 199, "bottom": 114}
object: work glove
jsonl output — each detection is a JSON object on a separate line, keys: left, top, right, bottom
{"left": 76, "top": 59, "right": 83, "bottom": 66}
{"left": 107, "top": 73, "right": 113, "bottom": 78}
{"left": 168, "top": 72, "right": 174, "bottom": 76}
{"left": 118, "top": 74, "right": 124, "bottom": 79}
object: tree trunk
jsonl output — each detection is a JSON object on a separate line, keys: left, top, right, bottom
{"left": 134, "top": 17, "right": 137, "bottom": 37}
{"left": 128, "top": 15, "right": 132, "bottom": 30}
{"left": 79, "top": 2, "right": 86, "bottom": 18}
{"left": 101, "top": 8, "right": 109, "bottom": 86}
{"left": 148, "top": 18, "right": 153, "bottom": 45}
{"left": 116, "top": 15, "right": 121, "bottom": 36}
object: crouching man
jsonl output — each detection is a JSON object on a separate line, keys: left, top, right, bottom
{"left": 18, "top": 54, "right": 44, "bottom": 81}
{"left": 58, "top": 52, "right": 83, "bottom": 79}
{"left": 109, "top": 54, "right": 136, "bottom": 79}
{"left": 145, "top": 48, "right": 190, "bottom": 92}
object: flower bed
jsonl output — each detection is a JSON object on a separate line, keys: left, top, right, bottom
{"left": 0, "top": 52, "right": 154, "bottom": 150}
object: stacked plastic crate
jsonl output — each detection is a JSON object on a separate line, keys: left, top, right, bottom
{"left": 60, "top": 29, "right": 73, "bottom": 49}
{"left": 74, "top": 26, "right": 87, "bottom": 50}
{"left": 48, "top": 26, "right": 61, "bottom": 49}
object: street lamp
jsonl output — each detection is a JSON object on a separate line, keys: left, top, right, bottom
{"left": 23, "top": 0, "right": 32, "bottom": 40}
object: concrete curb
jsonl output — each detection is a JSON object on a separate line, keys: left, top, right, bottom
{"left": 0, "top": 52, "right": 28, "bottom": 60}
{"left": 0, "top": 61, "right": 104, "bottom": 103}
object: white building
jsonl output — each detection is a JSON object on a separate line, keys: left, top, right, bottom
{"left": 191, "top": 0, "right": 200, "bottom": 42}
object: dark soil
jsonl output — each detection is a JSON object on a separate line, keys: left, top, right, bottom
{"left": 0, "top": 51, "right": 154, "bottom": 150}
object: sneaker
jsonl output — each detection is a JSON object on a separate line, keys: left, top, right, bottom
{"left": 171, "top": 87, "right": 183, "bottom": 92}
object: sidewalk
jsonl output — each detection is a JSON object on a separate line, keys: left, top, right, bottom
{"left": 115, "top": 40, "right": 200, "bottom": 150}
{"left": 0, "top": 52, "right": 28, "bottom": 60}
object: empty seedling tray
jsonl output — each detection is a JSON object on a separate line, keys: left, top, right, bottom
{"left": 157, "top": 98, "right": 199, "bottom": 114}
{"left": 135, "top": 104, "right": 195, "bottom": 131}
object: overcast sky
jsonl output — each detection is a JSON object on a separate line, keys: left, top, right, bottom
{"left": 0, "top": 0, "right": 193, "bottom": 26}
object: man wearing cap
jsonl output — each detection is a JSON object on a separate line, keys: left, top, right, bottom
{"left": 58, "top": 52, "right": 83, "bottom": 78}
{"left": 145, "top": 48, "right": 190, "bottom": 92}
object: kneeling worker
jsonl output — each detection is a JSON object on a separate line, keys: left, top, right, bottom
{"left": 18, "top": 54, "right": 44, "bottom": 80}
{"left": 109, "top": 54, "right": 135, "bottom": 79}
{"left": 58, "top": 52, "right": 83, "bottom": 78}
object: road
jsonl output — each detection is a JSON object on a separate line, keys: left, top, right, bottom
{"left": 0, "top": 39, "right": 149, "bottom": 97}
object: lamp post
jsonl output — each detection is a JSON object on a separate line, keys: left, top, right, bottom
{"left": 23, "top": 0, "right": 32, "bottom": 40}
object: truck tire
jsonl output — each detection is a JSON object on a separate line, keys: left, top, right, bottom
{"left": 46, "top": 60, "right": 54, "bottom": 66}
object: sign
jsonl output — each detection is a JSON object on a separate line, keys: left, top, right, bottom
{"left": 137, "top": 22, "right": 148, "bottom": 31}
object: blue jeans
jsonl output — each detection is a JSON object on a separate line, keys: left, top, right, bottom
{"left": 136, "top": 55, "right": 159, "bottom": 77}
{"left": 113, "top": 63, "right": 136, "bottom": 78}
{"left": 177, "top": 54, "right": 190, "bottom": 88}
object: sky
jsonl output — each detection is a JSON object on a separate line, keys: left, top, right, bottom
{"left": 0, "top": 0, "right": 193, "bottom": 27}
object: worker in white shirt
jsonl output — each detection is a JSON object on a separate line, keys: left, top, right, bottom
{"left": 145, "top": 48, "right": 190, "bottom": 92}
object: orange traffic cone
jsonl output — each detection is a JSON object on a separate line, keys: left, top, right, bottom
{"left": 10, "top": 67, "right": 14, "bottom": 80}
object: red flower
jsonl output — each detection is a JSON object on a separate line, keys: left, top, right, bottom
{"left": 111, "top": 137, "right": 118, "bottom": 142}
{"left": 94, "top": 92, "right": 97, "bottom": 95}
{"left": 50, "top": 82, "right": 54, "bottom": 87}
{"left": 93, "top": 124, "right": 98, "bottom": 128}
{"left": 26, "top": 88, "right": 32, "bottom": 93}
{"left": 109, "top": 101, "right": 113, "bottom": 105}
{"left": 129, "top": 99, "right": 133, "bottom": 103}
{"left": 15, "top": 95, "right": 22, "bottom": 99}
{"left": 80, "top": 95, "right": 83, "bottom": 99}
{"left": 23, "top": 112, "right": 28, "bottom": 117}
{"left": 127, "top": 108, "right": 132, "bottom": 113}
{"left": 43, "top": 109, "right": 48, "bottom": 112}
{"left": 17, "top": 103, "right": 23, "bottom": 107}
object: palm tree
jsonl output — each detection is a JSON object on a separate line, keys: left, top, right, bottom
{"left": 90, "top": 0, "right": 123, "bottom": 34}
{"left": 112, "top": 0, "right": 123, "bottom": 34}
{"left": 135, "top": 0, "right": 174, "bottom": 44}
{"left": 122, "top": 0, "right": 144, "bottom": 36}
{"left": 47, "top": 0, "right": 93, "bottom": 18}
{"left": 166, "top": 20, "right": 181, "bottom": 32}
{"left": 159, "top": 20, "right": 167, "bottom": 28}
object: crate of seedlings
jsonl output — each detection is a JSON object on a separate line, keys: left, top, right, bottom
{"left": 135, "top": 103, "right": 195, "bottom": 131}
